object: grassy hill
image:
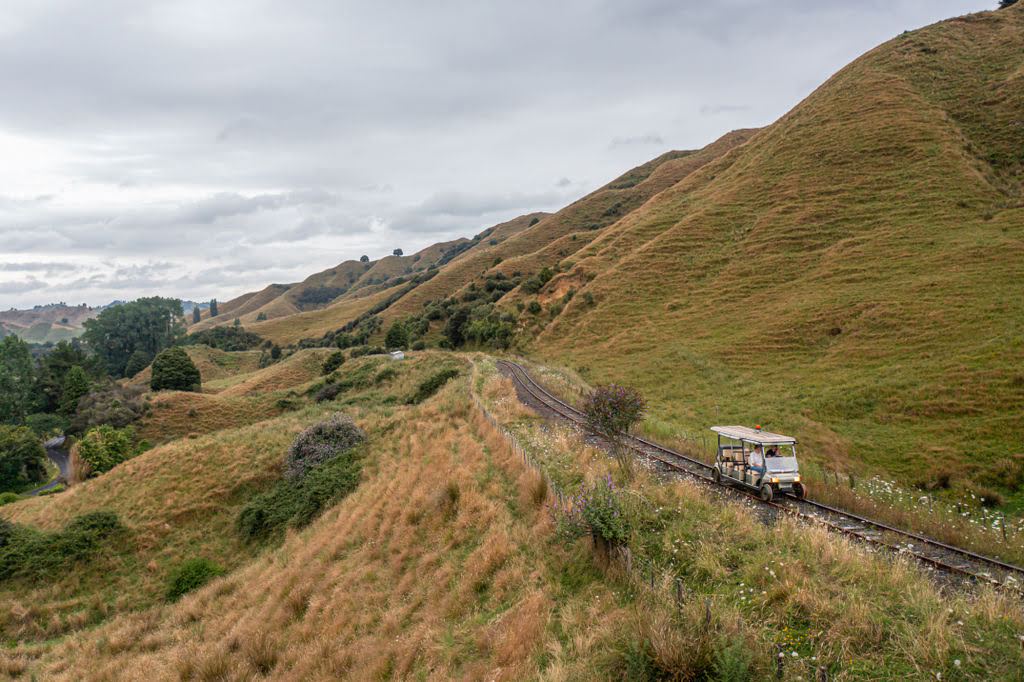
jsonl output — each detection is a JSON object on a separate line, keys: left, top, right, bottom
{"left": 529, "top": 4, "right": 1024, "bottom": 494}
{"left": 181, "top": 5, "right": 1022, "bottom": 502}
{"left": 3, "top": 352, "right": 1023, "bottom": 680}
{"left": 0, "top": 304, "right": 97, "bottom": 343}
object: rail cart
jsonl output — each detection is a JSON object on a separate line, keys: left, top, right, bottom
{"left": 710, "top": 425, "right": 804, "bottom": 502}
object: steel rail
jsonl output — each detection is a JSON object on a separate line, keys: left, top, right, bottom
{"left": 497, "top": 359, "right": 1024, "bottom": 589}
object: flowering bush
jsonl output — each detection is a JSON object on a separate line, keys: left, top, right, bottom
{"left": 580, "top": 384, "right": 646, "bottom": 440}
{"left": 580, "top": 384, "right": 645, "bottom": 477}
{"left": 556, "top": 475, "right": 629, "bottom": 547}
{"left": 284, "top": 414, "right": 366, "bottom": 480}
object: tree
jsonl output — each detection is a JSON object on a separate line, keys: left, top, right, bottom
{"left": 256, "top": 312, "right": 268, "bottom": 321}
{"left": 123, "top": 350, "right": 152, "bottom": 378}
{"left": 359, "top": 255, "right": 369, "bottom": 263}
{"left": 209, "top": 299, "right": 219, "bottom": 317}
{"left": 444, "top": 306, "right": 470, "bottom": 348}
{"left": 59, "top": 366, "right": 91, "bottom": 416}
{"left": 580, "top": 384, "right": 646, "bottom": 479}
{"left": 392, "top": 248, "right": 403, "bottom": 257}
{"left": 75, "top": 425, "right": 137, "bottom": 476}
{"left": 36, "top": 340, "right": 101, "bottom": 413}
{"left": 150, "top": 347, "right": 201, "bottom": 392}
{"left": 192, "top": 306, "right": 201, "bottom": 324}
{"left": 0, "top": 425, "right": 47, "bottom": 491}
{"left": 999, "top": 0, "right": 1017, "bottom": 8}
{"left": 385, "top": 322, "right": 409, "bottom": 350}
{"left": 81, "top": 297, "right": 186, "bottom": 377}
{"left": 0, "top": 336, "right": 37, "bottom": 424}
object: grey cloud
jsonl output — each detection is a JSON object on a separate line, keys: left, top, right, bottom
{"left": 610, "top": 133, "right": 665, "bottom": 148}
{"left": 0, "top": 278, "right": 48, "bottom": 294}
{"left": 700, "top": 104, "right": 753, "bottom": 115}
{"left": 0, "top": 0, "right": 989, "bottom": 308}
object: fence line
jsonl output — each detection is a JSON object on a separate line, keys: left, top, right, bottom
{"left": 470, "top": 387, "right": 832, "bottom": 680}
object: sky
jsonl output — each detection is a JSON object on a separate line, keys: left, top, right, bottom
{"left": 0, "top": 0, "right": 990, "bottom": 309}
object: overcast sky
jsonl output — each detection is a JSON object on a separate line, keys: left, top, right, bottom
{"left": 0, "top": 0, "right": 989, "bottom": 309}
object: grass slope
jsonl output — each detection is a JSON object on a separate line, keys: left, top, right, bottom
{"left": 533, "top": 5, "right": 1024, "bottom": 492}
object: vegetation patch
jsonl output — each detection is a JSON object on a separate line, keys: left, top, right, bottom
{"left": 165, "top": 557, "right": 226, "bottom": 602}
{"left": 0, "top": 511, "right": 123, "bottom": 583}
{"left": 185, "top": 325, "right": 263, "bottom": 351}
{"left": 406, "top": 368, "right": 460, "bottom": 405}
{"left": 237, "top": 415, "right": 365, "bottom": 543}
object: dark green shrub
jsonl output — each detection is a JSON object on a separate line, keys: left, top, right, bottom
{"left": 315, "top": 382, "right": 345, "bottom": 403}
{"left": 165, "top": 557, "right": 225, "bottom": 602}
{"left": 184, "top": 326, "right": 263, "bottom": 351}
{"left": 237, "top": 422, "right": 364, "bottom": 543}
{"left": 123, "top": 350, "right": 152, "bottom": 378}
{"left": 76, "top": 425, "right": 138, "bottom": 476}
{"left": 406, "top": 369, "right": 459, "bottom": 405}
{"left": 322, "top": 351, "right": 346, "bottom": 375}
{"left": 0, "top": 511, "right": 123, "bottom": 582}
{"left": 150, "top": 347, "right": 201, "bottom": 392}
{"left": 375, "top": 367, "right": 398, "bottom": 384}
{"left": 0, "top": 425, "right": 47, "bottom": 492}
{"left": 350, "top": 345, "right": 385, "bottom": 358}
{"left": 385, "top": 322, "right": 409, "bottom": 350}
{"left": 411, "top": 340, "right": 427, "bottom": 351}
{"left": 0, "top": 492, "right": 19, "bottom": 506}
{"left": 284, "top": 414, "right": 366, "bottom": 480}
{"left": 527, "top": 301, "right": 542, "bottom": 315}
{"left": 23, "top": 413, "right": 69, "bottom": 438}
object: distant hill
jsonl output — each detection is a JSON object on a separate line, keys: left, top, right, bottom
{"left": 0, "top": 303, "right": 98, "bottom": 344}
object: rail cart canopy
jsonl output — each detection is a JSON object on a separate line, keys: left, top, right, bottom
{"left": 710, "top": 425, "right": 797, "bottom": 446}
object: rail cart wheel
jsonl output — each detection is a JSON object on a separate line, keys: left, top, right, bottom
{"left": 712, "top": 468, "right": 721, "bottom": 484}
{"left": 759, "top": 484, "right": 774, "bottom": 502}
{"left": 792, "top": 482, "right": 806, "bottom": 500}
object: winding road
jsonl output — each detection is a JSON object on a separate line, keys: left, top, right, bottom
{"left": 26, "top": 436, "right": 69, "bottom": 496}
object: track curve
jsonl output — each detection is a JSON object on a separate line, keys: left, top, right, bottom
{"left": 497, "top": 359, "right": 1024, "bottom": 591}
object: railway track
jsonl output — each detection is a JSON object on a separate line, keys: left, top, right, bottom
{"left": 497, "top": 359, "right": 1024, "bottom": 591}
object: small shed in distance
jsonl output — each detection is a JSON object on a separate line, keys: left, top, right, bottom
{"left": 389, "top": 350, "right": 405, "bottom": 361}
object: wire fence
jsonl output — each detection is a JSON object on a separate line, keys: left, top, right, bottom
{"left": 470, "top": 389, "right": 832, "bottom": 680}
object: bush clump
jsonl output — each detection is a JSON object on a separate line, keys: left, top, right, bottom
{"left": 150, "top": 347, "right": 201, "bottom": 392}
{"left": 406, "top": 368, "right": 459, "bottom": 404}
{"left": 237, "top": 416, "right": 365, "bottom": 543}
{"left": 322, "top": 351, "right": 346, "bottom": 375}
{"left": 285, "top": 415, "right": 366, "bottom": 481}
{"left": 71, "top": 382, "right": 147, "bottom": 434}
{"left": 0, "top": 492, "right": 20, "bottom": 506}
{"left": 184, "top": 326, "right": 263, "bottom": 351}
{"left": 165, "top": 557, "right": 225, "bottom": 602}
{"left": 75, "top": 425, "right": 138, "bottom": 477}
{"left": 0, "top": 511, "right": 123, "bottom": 582}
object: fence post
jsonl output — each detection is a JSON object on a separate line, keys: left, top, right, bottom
{"left": 775, "top": 645, "right": 784, "bottom": 679}
{"left": 674, "top": 578, "right": 684, "bottom": 607}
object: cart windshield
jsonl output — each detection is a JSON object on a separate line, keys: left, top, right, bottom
{"left": 764, "top": 456, "right": 798, "bottom": 473}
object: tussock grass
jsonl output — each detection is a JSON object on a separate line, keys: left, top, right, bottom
{"left": 7, "top": 370, "right": 648, "bottom": 680}
{"left": 474, "top": 356, "right": 1024, "bottom": 680}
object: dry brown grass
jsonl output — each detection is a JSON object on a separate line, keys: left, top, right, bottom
{"left": 10, "top": 376, "right": 638, "bottom": 680}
